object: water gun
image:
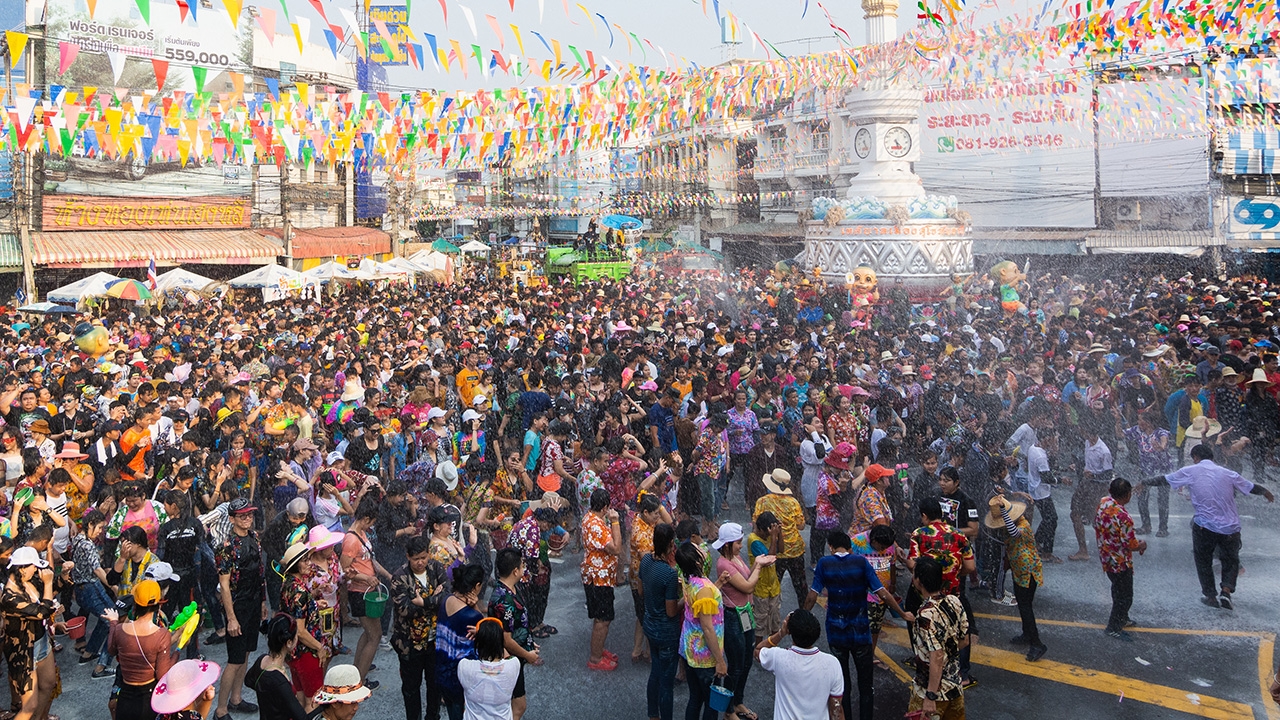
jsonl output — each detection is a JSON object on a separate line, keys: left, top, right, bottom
{"left": 169, "top": 602, "right": 201, "bottom": 648}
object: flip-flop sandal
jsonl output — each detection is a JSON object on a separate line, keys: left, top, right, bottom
{"left": 531, "top": 627, "right": 552, "bottom": 639}
{"left": 544, "top": 625, "right": 559, "bottom": 635}
{"left": 736, "top": 710, "right": 759, "bottom": 720}
{"left": 873, "top": 658, "right": 889, "bottom": 670}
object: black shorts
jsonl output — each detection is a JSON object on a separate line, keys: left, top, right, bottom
{"left": 513, "top": 661, "right": 527, "bottom": 699}
{"left": 584, "top": 584, "right": 615, "bottom": 622}
{"left": 227, "top": 605, "right": 262, "bottom": 664}
{"left": 348, "top": 590, "right": 368, "bottom": 618}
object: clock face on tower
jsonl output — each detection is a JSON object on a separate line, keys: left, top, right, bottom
{"left": 884, "top": 126, "right": 912, "bottom": 158}
{"left": 853, "top": 128, "right": 872, "bottom": 159}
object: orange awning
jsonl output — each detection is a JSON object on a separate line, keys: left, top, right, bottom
{"left": 33, "top": 229, "right": 282, "bottom": 268}
{"left": 265, "top": 227, "right": 392, "bottom": 259}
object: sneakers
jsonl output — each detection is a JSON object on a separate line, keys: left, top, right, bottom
{"left": 1218, "top": 594, "right": 1234, "bottom": 610}
{"left": 205, "top": 632, "right": 226, "bottom": 646}
{"left": 587, "top": 657, "right": 618, "bottom": 671}
{"left": 1123, "top": 618, "right": 1138, "bottom": 628}
{"left": 993, "top": 593, "right": 1018, "bottom": 607}
{"left": 1106, "top": 629, "right": 1134, "bottom": 642}
{"left": 228, "top": 700, "right": 259, "bottom": 713}
{"left": 91, "top": 666, "right": 114, "bottom": 679}
{"left": 1200, "top": 595, "right": 1221, "bottom": 609}
{"left": 1026, "top": 644, "right": 1048, "bottom": 662}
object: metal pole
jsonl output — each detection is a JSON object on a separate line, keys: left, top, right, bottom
{"left": 281, "top": 163, "right": 293, "bottom": 268}
{"left": 1092, "top": 64, "right": 1102, "bottom": 230}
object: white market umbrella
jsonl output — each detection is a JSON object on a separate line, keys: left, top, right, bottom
{"left": 459, "top": 239, "right": 491, "bottom": 256}
{"left": 359, "top": 258, "right": 412, "bottom": 277}
{"left": 47, "top": 271, "right": 123, "bottom": 304}
{"left": 228, "top": 263, "right": 315, "bottom": 289}
{"left": 154, "top": 268, "right": 215, "bottom": 294}
{"left": 303, "top": 261, "right": 362, "bottom": 283}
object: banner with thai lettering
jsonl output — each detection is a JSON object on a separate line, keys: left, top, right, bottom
{"left": 368, "top": 6, "right": 411, "bottom": 66}
{"left": 917, "top": 76, "right": 1095, "bottom": 228}
{"left": 42, "top": 195, "right": 251, "bottom": 231}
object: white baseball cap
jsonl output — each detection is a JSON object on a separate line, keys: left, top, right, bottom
{"left": 711, "top": 522, "right": 744, "bottom": 550}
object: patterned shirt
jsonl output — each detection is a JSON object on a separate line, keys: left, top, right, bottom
{"left": 811, "top": 552, "right": 883, "bottom": 647}
{"left": 281, "top": 574, "right": 332, "bottom": 655}
{"left": 908, "top": 521, "right": 973, "bottom": 596}
{"left": 1000, "top": 514, "right": 1043, "bottom": 588}
{"left": 851, "top": 532, "right": 894, "bottom": 604}
{"left": 1095, "top": 495, "right": 1138, "bottom": 573}
{"left": 815, "top": 470, "right": 844, "bottom": 531}
{"left": 826, "top": 411, "right": 859, "bottom": 449}
{"left": 910, "top": 593, "right": 969, "bottom": 700}
{"left": 390, "top": 561, "right": 448, "bottom": 654}
{"left": 508, "top": 516, "right": 549, "bottom": 585}
{"left": 488, "top": 582, "right": 533, "bottom": 651}
{"left": 725, "top": 408, "right": 760, "bottom": 455}
{"left": 602, "top": 456, "right": 643, "bottom": 510}
{"left": 1122, "top": 425, "right": 1172, "bottom": 477}
{"left": 631, "top": 514, "right": 656, "bottom": 562}
{"left": 215, "top": 530, "right": 264, "bottom": 605}
{"left": 753, "top": 493, "right": 806, "bottom": 559}
{"left": 681, "top": 576, "right": 724, "bottom": 669}
{"left": 577, "top": 469, "right": 604, "bottom": 512}
{"left": 68, "top": 533, "right": 103, "bottom": 585}
{"left": 851, "top": 485, "right": 891, "bottom": 537}
{"left": 691, "top": 431, "right": 728, "bottom": 479}
{"left": 580, "top": 512, "right": 617, "bottom": 586}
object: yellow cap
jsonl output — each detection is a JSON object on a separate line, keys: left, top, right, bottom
{"left": 133, "top": 579, "right": 163, "bottom": 608}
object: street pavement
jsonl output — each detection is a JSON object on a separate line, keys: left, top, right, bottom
{"left": 48, "top": 459, "right": 1280, "bottom": 719}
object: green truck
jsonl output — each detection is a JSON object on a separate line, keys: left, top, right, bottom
{"left": 546, "top": 246, "right": 632, "bottom": 282}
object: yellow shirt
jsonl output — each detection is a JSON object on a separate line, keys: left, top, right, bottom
{"left": 747, "top": 531, "right": 780, "bottom": 598}
{"left": 456, "top": 368, "right": 482, "bottom": 407}
{"left": 753, "top": 493, "right": 806, "bottom": 560}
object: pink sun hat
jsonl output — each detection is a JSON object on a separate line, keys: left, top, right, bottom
{"left": 307, "top": 525, "right": 346, "bottom": 552}
{"left": 151, "top": 659, "right": 222, "bottom": 715}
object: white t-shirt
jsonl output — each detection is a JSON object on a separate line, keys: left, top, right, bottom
{"left": 1084, "top": 438, "right": 1114, "bottom": 476}
{"left": 458, "top": 657, "right": 520, "bottom": 720}
{"left": 760, "top": 645, "right": 844, "bottom": 720}
{"left": 46, "top": 491, "right": 70, "bottom": 553}
{"left": 1027, "top": 445, "right": 1052, "bottom": 501}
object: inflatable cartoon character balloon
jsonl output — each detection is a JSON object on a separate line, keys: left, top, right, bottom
{"left": 989, "top": 260, "right": 1028, "bottom": 315}
{"left": 848, "top": 265, "right": 880, "bottom": 309}
{"left": 73, "top": 321, "right": 111, "bottom": 362}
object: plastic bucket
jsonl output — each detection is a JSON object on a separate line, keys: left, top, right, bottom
{"left": 708, "top": 679, "right": 733, "bottom": 712}
{"left": 65, "top": 616, "right": 87, "bottom": 640}
{"left": 363, "top": 584, "right": 389, "bottom": 619}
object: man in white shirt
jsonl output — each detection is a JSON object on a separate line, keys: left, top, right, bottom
{"left": 755, "top": 608, "right": 844, "bottom": 720}
{"left": 1069, "top": 424, "right": 1113, "bottom": 562}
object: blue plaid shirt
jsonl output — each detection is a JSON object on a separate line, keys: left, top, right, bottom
{"left": 811, "top": 552, "right": 883, "bottom": 647}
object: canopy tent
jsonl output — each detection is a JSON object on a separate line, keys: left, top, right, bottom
{"left": 502, "top": 236, "right": 522, "bottom": 245}
{"left": 359, "top": 258, "right": 413, "bottom": 277}
{"left": 228, "top": 263, "right": 316, "bottom": 289}
{"left": 431, "top": 238, "right": 461, "bottom": 254}
{"left": 154, "top": 268, "right": 216, "bottom": 294}
{"left": 407, "top": 250, "right": 452, "bottom": 272}
{"left": 17, "top": 302, "right": 77, "bottom": 315}
{"left": 459, "top": 239, "right": 491, "bottom": 256}
{"left": 303, "top": 261, "right": 367, "bottom": 283}
{"left": 47, "top": 272, "right": 123, "bottom": 304}
{"left": 381, "top": 256, "right": 425, "bottom": 274}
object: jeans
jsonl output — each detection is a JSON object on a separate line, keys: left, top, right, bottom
{"left": 1137, "top": 484, "right": 1170, "bottom": 532}
{"left": 444, "top": 700, "right": 465, "bottom": 720}
{"left": 1106, "top": 569, "right": 1134, "bottom": 633}
{"left": 684, "top": 665, "right": 720, "bottom": 720}
{"left": 1191, "top": 523, "right": 1241, "bottom": 597}
{"left": 1034, "top": 491, "right": 1059, "bottom": 555}
{"left": 75, "top": 582, "right": 114, "bottom": 667}
{"left": 646, "top": 636, "right": 679, "bottom": 720}
{"left": 830, "top": 643, "right": 875, "bottom": 720}
{"left": 398, "top": 647, "right": 441, "bottom": 720}
{"left": 1013, "top": 578, "right": 1042, "bottom": 647}
{"left": 722, "top": 608, "right": 754, "bottom": 708}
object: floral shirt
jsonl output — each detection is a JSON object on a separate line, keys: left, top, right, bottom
{"left": 1095, "top": 495, "right": 1139, "bottom": 573}
{"left": 725, "top": 408, "right": 760, "bottom": 455}
{"left": 602, "top": 456, "right": 643, "bottom": 510}
{"left": 908, "top": 521, "right": 972, "bottom": 596}
{"left": 1122, "top": 425, "right": 1172, "bottom": 477}
{"left": 815, "top": 470, "right": 844, "bottom": 531}
{"left": 826, "top": 411, "right": 859, "bottom": 449}
{"left": 215, "top": 530, "right": 264, "bottom": 605}
{"left": 1001, "top": 514, "right": 1043, "bottom": 588}
{"left": 851, "top": 485, "right": 892, "bottom": 537}
{"left": 390, "top": 561, "right": 448, "bottom": 654}
{"left": 537, "top": 438, "right": 564, "bottom": 479}
{"left": 508, "top": 516, "right": 549, "bottom": 585}
{"left": 631, "top": 514, "right": 656, "bottom": 561}
{"left": 488, "top": 582, "right": 533, "bottom": 651}
{"left": 64, "top": 463, "right": 94, "bottom": 522}
{"left": 753, "top": 493, "right": 806, "bottom": 559}
{"left": 851, "top": 532, "right": 894, "bottom": 604}
{"left": 910, "top": 593, "right": 968, "bottom": 700}
{"left": 281, "top": 574, "right": 333, "bottom": 655}
{"left": 223, "top": 449, "right": 255, "bottom": 495}
{"left": 577, "top": 469, "right": 604, "bottom": 511}
{"left": 580, "top": 512, "right": 616, "bottom": 587}
{"left": 691, "top": 431, "right": 727, "bottom": 478}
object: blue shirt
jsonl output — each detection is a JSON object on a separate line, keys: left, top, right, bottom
{"left": 811, "top": 552, "right": 883, "bottom": 647}
{"left": 648, "top": 402, "right": 678, "bottom": 454}
{"left": 640, "top": 553, "right": 682, "bottom": 645}
{"left": 523, "top": 429, "right": 542, "bottom": 472}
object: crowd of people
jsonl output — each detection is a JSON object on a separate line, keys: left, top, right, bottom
{"left": 0, "top": 261, "right": 1276, "bottom": 720}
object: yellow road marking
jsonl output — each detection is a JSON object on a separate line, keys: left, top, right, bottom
{"left": 974, "top": 611, "right": 1271, "bottom": 638}
{"left": 874, "top": 646, "right": 912, "bottom": 684}
{"left": 878, "top": 627, "right": 1255, "bottom": 720}
{"left": 1259, "top": 636, "right": 1279, "bottom": 720}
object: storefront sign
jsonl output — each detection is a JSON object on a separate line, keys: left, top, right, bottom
{"left": 43, "top": 195, "right": 251, "bottom": 231}
{"left": 1228, "top": 195, "right": 1280, "bottom": 234}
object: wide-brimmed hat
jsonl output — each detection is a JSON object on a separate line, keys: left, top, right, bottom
{"left": 1087, "top": 343, "right": 1107, "bottom": 354}
{"left": 340, "top": 377, "right": 365, "bottom": 403}
{"left": 306, "top": 525, "right": 346, "bottom": 552}
{"left": 1142, "top": 344, "right": 1171, "bottom": 358}
{"left": 762, "top": 469, "right": 792, "bottom": 495}
{"left": 983, "top": 496, "right": 1028, "bottom": 529}
{"left": 279, "top": 543, "right": 312, "bottom": 575}
{"left": 1247, "top": 368, "right": 1272, "bottom": 385}
{"left": 54, "top": 442, "right": 89, "bottom": 460}
{"left": 151, "top": 659, "right": 223, "bottom": 715}
{"left": 1184, "top": 416, "right": 1222, "bottom": 439}
{"left": 1220, "top": 366, "right": 1238, "bottom": 379}
{"left": 28, "top": 419, "right": 51, "bottom": 435}
{"left": 879, "top": 350, "right": 895, "bottom": 362}
{"left": 435, "top": 460, "right": 459, "bottom": 490}
{"left": 825, "top": 442, "right": 855, "bottom": 470}
{"left": 900, "top": 365, "right": 917, "bottom": 376}
{"left": 313, "top": 664, "right": 372, "bottom": 705}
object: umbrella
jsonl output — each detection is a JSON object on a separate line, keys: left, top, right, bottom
{"left": 431, "top": 238, "right": 461, "bottom": 254}
{"left": 18, "top": 302, "right": 77, "bottom": 315}
{"left": 502, "top": 236, "right": 522, "bottom": 245}
{"left": 103, "top": 279, "right": 153, "bottom": 301}
{"left": 601, "top": 214, "right": 643, "bottom": 231}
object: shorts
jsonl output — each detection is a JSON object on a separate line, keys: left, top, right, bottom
{"left": 347, "top": 590, "right": 368, "bottom": 618}
{"left": 226, "top": 605, "right": 262, "bottom": 665}
{"left": 512, "top": 661, "right": 527, "bottom": 699}
{"left": 33, "top": 634, "right": 50, "bottom": 663}
{"left": 631, "top": 587, "right": 644, "bottom": 621}
{"left": 1070, "top": 480, "right": 1109, "bottom": 525}
{"left": 584, "top": 584, "right": 615, "bottom": 622}
{"left": 908, "top": 691, "right": 965, "bottom": 720}
{"left": 754, "top": 594, "right": 782, "bottom": 638}
{"left": 867, "top": 601, "right": 887, "bottom": 635}
{"left": 289, "top": 650, "right": 325, "bottom": 698}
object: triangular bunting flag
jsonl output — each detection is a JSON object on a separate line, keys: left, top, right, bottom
{"left": 257, "top": 7, "right": 277, "bottom": 43}
{"left": 57, "top": 41, "right": 79, "bottom": 74}
{"left": 5, "top": 31, "right": 28, "bottom": 70}
{"left": 134, "top": 0, "right": 151, "bottom": 24}
{"left": 192, "top": 66, "right": 207, "bottom": 94}
{"left": 107, "top": 51, "right": 128, "bottom": 83}
{"left": 222, "top": 0, "right": 242, "bottom": 27}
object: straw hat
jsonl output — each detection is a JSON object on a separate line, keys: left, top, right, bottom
{"left": 1087, "top": 343, "right": 1107, "bottom": 355}
{"left": 983, "top": 495, "right": 1028, "bottom": 530}
{"left": 762, "top": 469, "right": 793, "bottom": 495}
{"left": 1142, "top": 344, "right": 1171, "bottom": 358}
{"left": 880, "top": 350, "right": 895, "bottom": 362}
{"left": 340, "top": 377, "right": 365, "bottom": 403}
{"left": 306, "top": 526, "right": 346, "bottom": 552}
{"left": 1183, "top": 416, "right": 1222, "bottom": 439}
{"left": 1248, "top": 368, "right": 1272, "bottom": 385}
{"left": 278, "top": 543, "right": 312, "bottom": 576}
{"left": 151, "top": 659, "right": 223, "bottom": 715}
{"left": 900, "top": 365, "right": 917, "bottom": 376}
{"left": 1220, "top": 366, "right": 1238, "bottom": 379}
{"left": 313, "top": 665, "right": 372, "bottom": 705}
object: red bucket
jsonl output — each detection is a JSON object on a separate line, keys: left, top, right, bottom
{"left": 65, "top": 616, "right": 87, "bottom": 640}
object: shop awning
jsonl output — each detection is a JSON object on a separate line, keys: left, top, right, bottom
{"left": 970, "top": 229, "right": 1087, "bottom": 256}
{"left": 717, "top": 222, "right": 806, "bottom": 241}
{"left": 32, "top": 230, "right": 281, "bottom": 268}
{"left": 267, "top": 227, "right": 391, "bottom": 259}
{"left": 0, "top": 234, "right": 22, "bottom": 271}
{"left": 1084, "top": 229, "right": 1218, "bottom": 256}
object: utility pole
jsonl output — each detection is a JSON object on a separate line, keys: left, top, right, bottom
{"left": 281, "top": 162, "right": 293, "bottom": 268}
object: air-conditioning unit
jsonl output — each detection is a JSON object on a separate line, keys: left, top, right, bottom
{"left": 1115, "top": 200, "right": 1141, "bottom": 222}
